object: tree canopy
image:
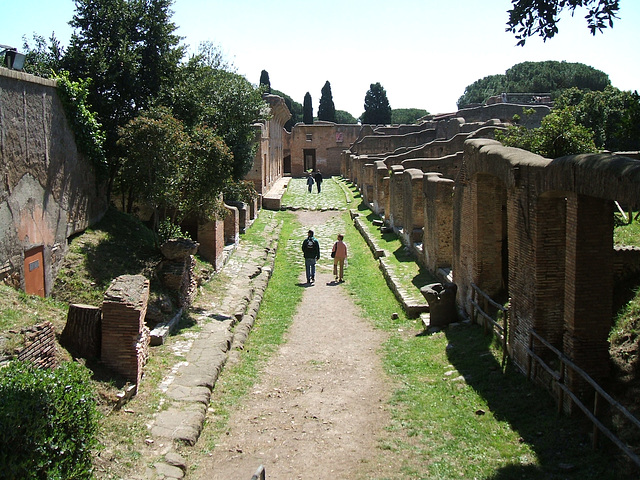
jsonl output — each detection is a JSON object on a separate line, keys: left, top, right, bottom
{"left": 303, "top": 92, "right": 313, "bottom": 124}
{"left": 507, "top": 0, "right": 620, "bottom": 45}
{"left": 457, "top": 60, "right": 610, "bottom": 108}
{"left": 555, "top": 86, "right": 640, "bottom": 152}
{"left": 62, "top": 0, "right": 184, "bottom": 198}
{"left": 361, "top": 82, "right": 391, "bottom": 125}
{"left": 21, "top": 1, "right": 267, "bottom": 231}
{"left": 157, "top": 42, "right": 267, "bottom": 180}
{"left": 335, "top": 110, "right": 358, "bottom": 124}
{"left": 496, "top": 108, "right": 598, "bottom": 158}
{"left": 318, "top": 81, "right": 336, "bottom": 122}
{"left": 391, "top": 108, "right": 429, "bottom": 125}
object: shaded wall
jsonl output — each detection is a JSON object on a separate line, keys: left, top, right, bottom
{"left": 0, "top": 68, "right": 107, "bottom": 296}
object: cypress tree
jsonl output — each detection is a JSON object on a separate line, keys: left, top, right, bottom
{"left": 318, "top": 80, "right": 336, "bottom": 122}
{"left": 303, "top": 92, "right": 313, "bottom": 124}
{"left": 259, "top": 69, "right": 271, "bottom": 93}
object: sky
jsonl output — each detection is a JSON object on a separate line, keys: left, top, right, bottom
{"left": 3, "top": 0, "right": 639, "bottom": 117}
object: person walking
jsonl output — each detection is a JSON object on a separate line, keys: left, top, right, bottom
{"left": 313, "top": 170, "right": 323, "bottom": 193}
{"left": 306, "top": 174, "right": 314, "bottom": 193}
{"left": 331, "top": 234, "right": 348, "bottom": 282}
{"left": 302, "top": 230, "right": 320, "bottom": 284}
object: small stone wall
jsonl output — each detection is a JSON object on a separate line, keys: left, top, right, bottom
{"left": 15, "top": 321, "right": 57, "bottom": 369}
{"left": 101, "top": 275, "right": 150, "bottom": 388}
{"left": 159, "top": 238, "right": 199, "bottom": 307}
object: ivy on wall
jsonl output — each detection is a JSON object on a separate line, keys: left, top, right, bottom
{"left": 54, "top": 71, "right": 107, "bottom": 178}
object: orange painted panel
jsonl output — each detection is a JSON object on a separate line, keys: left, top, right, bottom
{"left": 24, "top": 246, "right": 45, "bottom": 297}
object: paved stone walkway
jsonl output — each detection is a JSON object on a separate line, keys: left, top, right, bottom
{"left": 142, "top": 215, "right": 283, "bottom": 479}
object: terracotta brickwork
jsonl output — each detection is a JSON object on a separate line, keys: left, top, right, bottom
{"left": 197, "top": 218, "right": 225, "bottom": 270}
{"left": 388, "top": 166, "right": 405, "bottom": 230}
{"left": 15, "top": 322, "right": 57, "bottom": 369}
{"left": 285, "top": 122, "right": 361, "bottom": 176}
{"left": 344, "top": 114, "right": 640, "bottom": 393}
{"left": 402, "top": 168, "right": 425, "bottom": 244}
{"left": 246, "top": 95, "right": 291, "bottom": 195}
{"left": 423, "top": 175, "right": 454, "bottom": 272}
{"left": 101, "top": 275, "right": 150, "bottom": 388}
{"left": 372, "top": 161, "right": 388, "bottom": 216}
{"left": 224, "top": 204, "right": 239, "bottom": 246}
{"left": 562, "top": 194, "right": 614, "bottom": 385}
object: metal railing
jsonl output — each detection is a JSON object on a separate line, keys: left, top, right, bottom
{"left": 527, "top": 329, "right": 640, "bottom": 468}
{"left": 469, "top": 282, "right": 509, "bottom": 368}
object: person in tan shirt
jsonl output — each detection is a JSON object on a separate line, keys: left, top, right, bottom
{"left": 331, "top": 234, "right": 348, "bottom": 282}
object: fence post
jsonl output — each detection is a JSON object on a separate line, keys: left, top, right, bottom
{"left": 527, "top": 333, "right": 534, "bottom": 380}
{"left": 558, "top": 360, "right": 565, "bottom": 414}
{"left": 470, "top": 287, "right": 477, "bottom": 324}
{"left": 593, "top": 392, "right": 601, "bottom": 449}
{"left": 501, "top": 308, "right": 508, "bottom": 369}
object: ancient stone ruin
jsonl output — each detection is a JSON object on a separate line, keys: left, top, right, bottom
{"left": 340, "top": 107, "right": 640, "bottom": 406}
{"left": 101, "top": 274, "right": 150, "bottom": 390}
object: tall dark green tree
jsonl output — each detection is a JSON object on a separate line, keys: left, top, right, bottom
{"left": 62, "top": 0, "right": 184, "bottom": 199}
{"left": 303, "top": 92, "right": 313, "bottom": 124}
{"left": 361, "top": 82, "right": 391, "bottom": 125}
{"left": 259, "top": 69, "right": 271, "bottom": 93}
{"left": 317, "top": 80, "right": 336, "bottom": 122}
{"left": 507, "top": 0, "right": 620, "bottom": 45}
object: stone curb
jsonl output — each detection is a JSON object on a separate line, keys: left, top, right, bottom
{"left": 145, "top": 219, "right": 282, "bottom": 479}
{"left": 352, "top": 212, "right": 429, "bottom": 319}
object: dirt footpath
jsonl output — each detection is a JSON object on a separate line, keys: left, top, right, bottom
{"left": 196, "top": 211, "right": 395, "bottom": 479}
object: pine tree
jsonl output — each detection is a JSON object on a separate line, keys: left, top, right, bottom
{"left": 259, "top": 69, "right": 271, "bottom": 93}
{"left": 362, "top": 82, "right": 392, "bottom": 125}
{"left": 318, "top": 80, "right": 336, "bottom": 122}
{"left": 303, "top": 92, "right": 313, "bottom": 124}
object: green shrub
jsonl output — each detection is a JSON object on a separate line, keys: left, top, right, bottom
{"left": 0, "top": 361, "right": 98, "bottom": 479}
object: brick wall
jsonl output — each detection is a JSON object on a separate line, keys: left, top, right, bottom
{"left": 101, "top": 275, "right": 150, "bottom": 388}
{"left": 197, "top": 218, "right": 225, "bottom": 270}
{"left": 16, "top": 322, "right": 57, "bottom": 369}
{"left": 423, "top": 175, "right": 454, "bottom": 272}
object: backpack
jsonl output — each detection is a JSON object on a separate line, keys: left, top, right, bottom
{"left": 304, "top": 238, "right": 315, "bottom": 252}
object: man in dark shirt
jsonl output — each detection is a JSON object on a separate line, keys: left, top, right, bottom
{"left": 313, "top": 170, "right": 323, "bottom": 193}
{"left": 301, "top": 229, "right": 320, "bottom": 284}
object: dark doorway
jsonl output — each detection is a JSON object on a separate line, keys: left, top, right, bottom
{"left": 284, "top": 154, "right": 291, "bottom": 174}
{"left": 303, "top": 149, "right": 316, "bottom": 172}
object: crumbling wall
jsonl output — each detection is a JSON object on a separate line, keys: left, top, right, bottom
{"left": 101, "top": 275, "right": 150, "bottom": 389}
{"left": 14, "top": 322, "right": 57, "bottom": 369}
